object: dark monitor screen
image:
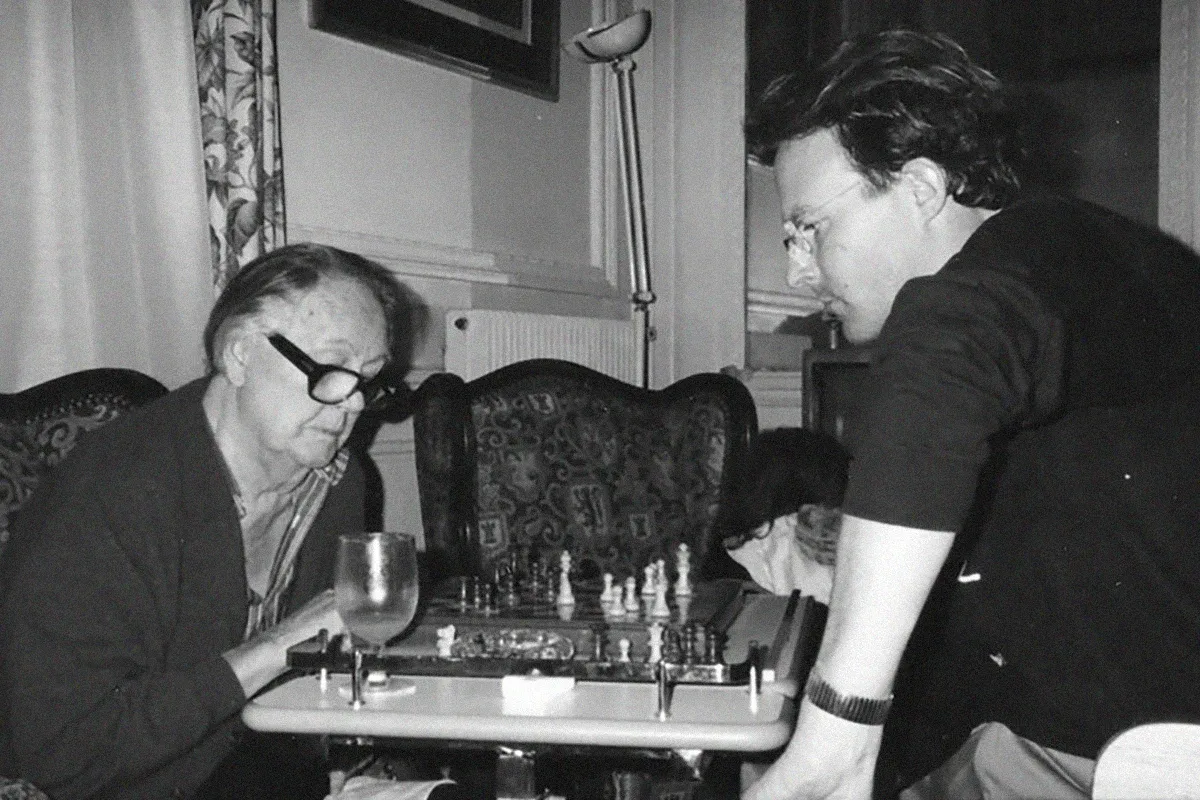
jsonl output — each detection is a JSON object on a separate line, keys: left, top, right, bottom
{"left": 803, "top": 348, "right": 874, "bottom": 456}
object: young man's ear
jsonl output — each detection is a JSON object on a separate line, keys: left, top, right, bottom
{"left": 900, "top": 157, "right": 950, "bottom": 222}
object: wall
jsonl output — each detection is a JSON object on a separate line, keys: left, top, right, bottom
{"left": 276, "top": 0, "right": 748, "bottom": 540}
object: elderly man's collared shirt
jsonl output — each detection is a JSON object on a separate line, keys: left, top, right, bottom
{"left": 243, "top": 450, "right": 349, "bottom": 639}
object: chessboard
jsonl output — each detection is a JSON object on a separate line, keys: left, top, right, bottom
{"left": 287, "top": 545, "right": 819, "bottom": 686}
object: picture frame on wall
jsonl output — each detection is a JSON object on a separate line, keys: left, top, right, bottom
{"left": 308, "top": 0, "right": 561, "bottom": 102}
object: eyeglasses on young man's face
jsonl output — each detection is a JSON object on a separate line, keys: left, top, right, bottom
{"left": 267, "top": 333, "right": 396, "bottom": 409}
{"left": 782, "top": 178, "right": 866, "bottom": 287}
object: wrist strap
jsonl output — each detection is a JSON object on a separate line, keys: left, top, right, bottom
{"left": 804, "top": 670, "right": 893, "bottom": 725}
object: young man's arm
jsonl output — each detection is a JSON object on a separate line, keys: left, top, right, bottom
{"left": 744, "top": 513, "right": 954, "bottom": 800}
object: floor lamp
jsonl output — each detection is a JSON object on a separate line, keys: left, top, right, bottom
{"left": 564, "top": 10, "right": 654, "bottom": 389}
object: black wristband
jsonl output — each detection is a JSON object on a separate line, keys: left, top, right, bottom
{"left": 804, "top": 670, "right": 893, "bottom": 725}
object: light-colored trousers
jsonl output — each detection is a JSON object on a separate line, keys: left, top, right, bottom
{"left": 900, "top": 722, "right": 1095, "bottom": 800}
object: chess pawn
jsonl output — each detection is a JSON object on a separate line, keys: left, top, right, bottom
{"left": 623, "top": 576, "right": 640, "bottom": 613}
{"left": 641, "top": 564, "right": 656, "bottom": 598}
{"left": 617, "top": 638, "right": 632, "bottom": 662}
{"left": 600, "top": 572, "right": 616, "bottom": 611}
{"left": 674, "top": 543, "right": 693, "bottom": 597}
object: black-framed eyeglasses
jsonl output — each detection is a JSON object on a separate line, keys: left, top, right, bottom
{"left": 267, "top": 333, "right": 397, "bottom": 409}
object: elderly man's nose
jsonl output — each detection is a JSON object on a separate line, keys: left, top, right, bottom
{"left": 341, "top": 390, "right": 367, "bottom": 413}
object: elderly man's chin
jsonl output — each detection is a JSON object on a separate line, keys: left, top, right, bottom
{"left": 295, "top": 428, "right": 346, "bottom": 469}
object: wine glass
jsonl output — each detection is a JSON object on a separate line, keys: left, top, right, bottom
{"left": 334, "top": 531, "right": 420, "bottom": 706}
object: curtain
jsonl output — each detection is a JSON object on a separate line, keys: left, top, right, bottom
{"left": 0, "top": 0, "right": 214, "bottom": 392}
{"left": 191, "top": 0, "right": 285, "bottom": 292}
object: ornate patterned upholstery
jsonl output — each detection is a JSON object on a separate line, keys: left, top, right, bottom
{"left": 412, "top": 359, "right": 757, "bottom": 583}
{"left": 0, "top": 778, "right": 48, "bottom": 800}
{"left": 0, "top": 369, "right": 168, "bottom": 559}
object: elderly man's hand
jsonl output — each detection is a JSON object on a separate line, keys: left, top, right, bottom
{"left": 267, "top": 588, "right": 346, "bottom": 652}
{"left": 222, "top": 589, "right": 346, "bottom": 698}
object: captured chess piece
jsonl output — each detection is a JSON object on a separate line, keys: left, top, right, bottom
{"left": 436, "top": 624, "right": 456, "bottom": 658}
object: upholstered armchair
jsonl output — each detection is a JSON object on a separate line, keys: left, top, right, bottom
{"left": 0, "top": 777, "right": 48, "bottom": 800}
{"left": 0, "top": 368, "right": 168, "bottom": 558}
{"left": 412, "top": 358, "right": 758, "bottom": 585}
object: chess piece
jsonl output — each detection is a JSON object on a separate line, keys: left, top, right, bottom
{"left": 436, "top": 624, "right": 456, "bottom": 658}
{"left": 646, "top": 622, "right": 665, "bottom": 664}
{"left": 650, "top": 577, "right": 670, "bottom": 618}
{"left": 592, "top": 623, "right": 609, "bottom": 661}
{"left": 623, "top": 576, "right": 640, "bottom": 612}
{"left": 600, "top": 572, "right": 616, "bottom": 611}
{"left": 674, "top": 543, "right": 692, "bottom": 597}
{"left": 675, "top": 595, "right": 692, "bottom": 624}
{"left": 557, "top": 550, "right": 575, "bottom": 606}
{"left": 655, "top": 558, "right": 667, "bottom": 592}
{"left": 617, "top": 637, "right": 632, "bottom": 662}
{"left": 641, "top": 564, "right": 656, "bottom": 598}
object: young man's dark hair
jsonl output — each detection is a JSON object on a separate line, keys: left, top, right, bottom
{"left": 746, "top": 30, "right": 1025, "bottom": 208}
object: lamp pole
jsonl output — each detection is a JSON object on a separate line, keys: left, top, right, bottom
{"left": 565, "top": 11, "right": 654, "bottom": 389}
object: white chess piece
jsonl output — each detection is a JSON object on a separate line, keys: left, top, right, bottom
{"left": 618, "top": 638, "right": 632, "bottom": 662}
{"left": 646, "top": 622, "right": 664, "bottom": 664}
{"left": 674, "top": 543, "right": 692, "bottom": 597}
{"left": 623, "top": 576, "right": 640, "bottom": 612}
{"left": 641, "top": 564, "right": 656, "bottom": 597}
{"left": 650, "top": 576, "right": 670, "bottom": 619}
{"left": 436, "top": 624, "right": 456, "bottom": 658}
{"left": 558, "top": 562, "right": 575, "bottom": 606}
{"left": 655, "top": 558, "right": 667, "bottom": 589}
{"left": 600, "top": 572, "right": 616, "bottom": 610}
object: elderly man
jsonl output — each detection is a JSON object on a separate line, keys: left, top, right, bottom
{"left": 0, "top": 244, "right": 422, "bottom": 799}
{"left": 743, "top": 31, "right": 1200, "bottom": 800}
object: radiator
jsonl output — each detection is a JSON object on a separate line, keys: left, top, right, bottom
{"left": 444, "top": 309, "right": 638, "bottom": 383}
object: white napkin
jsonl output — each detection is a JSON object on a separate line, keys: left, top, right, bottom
{"left": 327, "top": 776, "right": 457, "bottom": 800}
{"left": 727, "top": 509, "right": 836, "bottom": 604}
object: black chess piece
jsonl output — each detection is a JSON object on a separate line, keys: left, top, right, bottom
{"left": 704, "top": 625, "right": 723, "bottom": 665}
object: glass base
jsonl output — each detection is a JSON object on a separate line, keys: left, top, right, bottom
{"left": 339, "top": 670, "right": 417, "bottom": 702}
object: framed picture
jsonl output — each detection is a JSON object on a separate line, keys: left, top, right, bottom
{"left": 309, "top": 0, "right": 561, "bottom": 101}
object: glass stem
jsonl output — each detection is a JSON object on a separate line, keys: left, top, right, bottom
{"left": 351, "top": 648, "right": 364, "bottom": 708}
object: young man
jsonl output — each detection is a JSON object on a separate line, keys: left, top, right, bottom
{"left": 743, "top": 30, "right": 1200, "bottom": 800}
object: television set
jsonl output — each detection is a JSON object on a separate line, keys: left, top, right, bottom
{"left": 802, "top": 347, "right": 875, "bottom": 456}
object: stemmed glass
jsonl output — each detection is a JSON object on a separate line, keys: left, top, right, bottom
{"left": 334, "top": 531, "right": 420, "bottom": 707}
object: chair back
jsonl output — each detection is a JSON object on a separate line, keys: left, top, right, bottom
{"left": 1091, "top": 721, "right": 1200, "bottom": 799}
{"left": 0, "top": 368, "right": 168, "bottom": 556}
{"left": 0, "top": 776, "right": 49, "bottom": 800}
{"left": 412, "top": 359, "right": 757, "bottom": 583}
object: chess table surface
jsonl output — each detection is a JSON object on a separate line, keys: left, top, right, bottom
{"left": 247, "top": 589, "right": 818, "bottom": 753}
{"left": 287, "top": 579, "right": 798, "bottom": 685}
